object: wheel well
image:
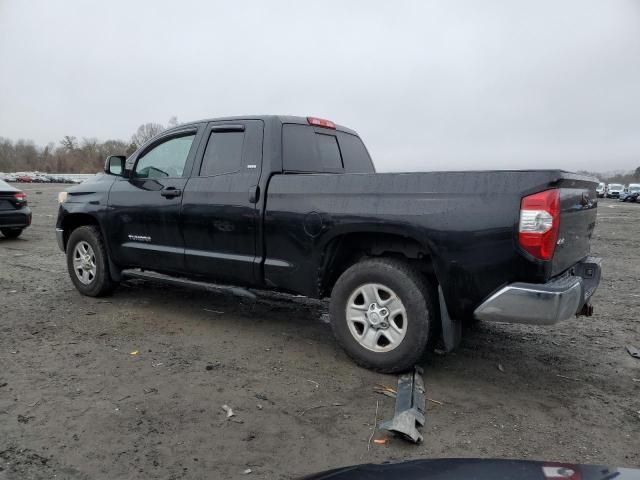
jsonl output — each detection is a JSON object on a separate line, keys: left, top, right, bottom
{"left": 319, "top": 232, "right": 435, "bottom": 297}
{"left": 61, "top": 213, "right": 100, "bottom": 250}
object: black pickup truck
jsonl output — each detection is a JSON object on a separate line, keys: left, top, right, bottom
{"left": 56, "top": 115, "right": 602, "bottom": 372}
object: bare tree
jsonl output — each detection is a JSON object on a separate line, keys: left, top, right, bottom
{"left": 131, "top": 123, "right": 165, "bottom": 148}
{"left": 60, "top": 135, "right": 78, "bottom": 151}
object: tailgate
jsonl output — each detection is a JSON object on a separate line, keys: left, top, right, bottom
{"left": 551, "top": 181, "right": 598, "bottom": 276}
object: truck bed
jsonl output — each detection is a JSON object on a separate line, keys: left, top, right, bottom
{"left": 263, "top": 169, "right": 597, "bottom": 320}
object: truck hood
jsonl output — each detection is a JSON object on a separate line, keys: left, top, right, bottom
{"left": 64, "top": 173, "right": 117, "bottom": 200}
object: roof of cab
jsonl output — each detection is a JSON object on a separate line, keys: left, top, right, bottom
{"left": 175, "top": 115, "right": 358, "bottom": 136}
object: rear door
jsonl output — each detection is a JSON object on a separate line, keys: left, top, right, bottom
{"left": 107, "top": 126, "right": 202, "bottom": 272}
{"left": 180, "top": 120, "right": 264, "bottom": 285}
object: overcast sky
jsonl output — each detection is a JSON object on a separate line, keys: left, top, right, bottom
{"left": 1, "top": 0, "right": 639, "bottom": 172}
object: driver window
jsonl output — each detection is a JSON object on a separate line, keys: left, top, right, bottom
{"left": 134, "top": 133, "right": 196, "bottom": 178}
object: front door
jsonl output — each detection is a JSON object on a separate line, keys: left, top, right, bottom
{"left": 180, "top": 120, "right": 264, "bottom": 285}
{"left": 107, "top": 127, "right": 202, "bottom": 272}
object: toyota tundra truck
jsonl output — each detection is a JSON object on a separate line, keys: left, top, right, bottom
{"left": 55, "top": 115, "right": 602, "bottom": 372}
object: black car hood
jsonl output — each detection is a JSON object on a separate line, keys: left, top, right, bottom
{"left": 301, "top": 458, "right": 639, "bottom": 480}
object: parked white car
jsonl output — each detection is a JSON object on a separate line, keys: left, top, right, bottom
{"left": 606, "top": 183, "right": 625, "bottom": 198}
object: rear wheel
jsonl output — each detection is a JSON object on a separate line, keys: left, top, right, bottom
{"left": 66, "top": 225, "right": 117, "bottom": 297}
{"left": 1, "top": 228, "right": 23, "bottom": 238}
{"left": 329, "top": 257, "right": 438, "bottom": 373}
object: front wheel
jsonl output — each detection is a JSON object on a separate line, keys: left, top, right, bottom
{"left": 329, "top": 257, "right": 438, "bottom": 373}
{"left": 1, "top": 228, "right": 23, "bottom": 238}
{"left": 66, "top": 225, "right": 117, "bottom": 297}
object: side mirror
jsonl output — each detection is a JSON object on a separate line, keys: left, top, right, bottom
{"left": 104, "top": 155, "right": 127, "bottom": 176}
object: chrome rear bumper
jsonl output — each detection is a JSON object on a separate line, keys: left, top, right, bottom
{"left": 474, "top": 257, "right": 602, "bottom": 325}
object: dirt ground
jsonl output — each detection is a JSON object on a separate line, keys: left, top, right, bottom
{"left": 1, "top": 183, "right": 639, "bottom": 479}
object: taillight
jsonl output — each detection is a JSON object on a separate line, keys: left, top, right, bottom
{"left": 518, "top": 189, "right": 560, "bottom": 261}
{"left": 14, "top": 192, "right": 27, "bottom": 203}
{"left": 307, "top": 117, "right": 336, "bottom": 129}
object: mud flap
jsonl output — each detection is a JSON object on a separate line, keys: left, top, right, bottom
{"left": 439, "top": 286, "right": 461, "bottom": 352}
{"left": 379, "top": 366, "right": 426, "bottom": 443}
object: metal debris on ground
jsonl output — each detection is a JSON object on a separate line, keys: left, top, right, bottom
{"left": 221, "top": 404, "right": 235, "bottom": 418}
{"left": 130, "top": 350, "right": 139, "bottom": 356}
{"left": 626, "top": 345, "right": 640, "bottom": 359}
{"left": 379, "top": 366, "right": 426, "bottom": 444}
{"left": 242, "top": 468, "right": 252, "bottom": 474}
{"left": 497, "top": 363, "right": 505, "bottom": 372}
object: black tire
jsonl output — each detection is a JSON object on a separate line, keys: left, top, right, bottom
{"left": 66, "top": 225, "right": 117, "bottom": 297}
{"left": 329, "top": 257, "right": 438, "bottom": 373}
{"left": 1, "top": 228, "right": 23, "bottom": 238}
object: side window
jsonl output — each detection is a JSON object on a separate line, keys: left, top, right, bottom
{"left": 199, "top": 131, "right": 245, "bottom": 176}
{"left": 134, "top": 134, "right": 195, "bottom": 179}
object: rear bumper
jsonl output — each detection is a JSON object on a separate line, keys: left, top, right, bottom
{"left": 474, "top": 257, "right": 602, "bottom": 325}
{"left": 0, "top": 207, "right": 31, "bottom": 229}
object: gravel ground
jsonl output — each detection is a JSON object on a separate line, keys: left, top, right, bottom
{"left": 1, "top": 183, "right": 639, "bottom": 479}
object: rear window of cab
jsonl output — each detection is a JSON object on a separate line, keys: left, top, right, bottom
{"left": 282, "top": 124, "right": 374, "bottom": 174}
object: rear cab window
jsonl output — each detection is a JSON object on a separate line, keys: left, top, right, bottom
{"left": 282, "top": 124, "right": 374, "bottom": 174}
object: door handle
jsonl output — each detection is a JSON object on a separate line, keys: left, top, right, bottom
{"left": 161, "top": 187, "right": 182, "bottom": 198}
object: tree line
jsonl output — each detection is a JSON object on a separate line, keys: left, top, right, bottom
{"left": 1, "top": 118, "right": 639, "bottom": 182}
{"left": 0, "top": 117, "right": 177, "bottom": 174}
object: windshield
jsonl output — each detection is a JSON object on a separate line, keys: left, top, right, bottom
{"left": 609, "top": 184, "right": 623, "bottom": 190}
{"left": 628, "top": 185, "right": 640, "bottom": 192}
